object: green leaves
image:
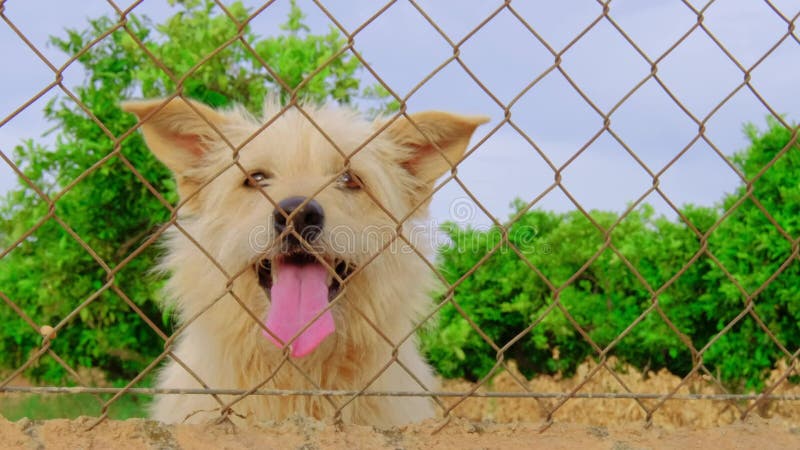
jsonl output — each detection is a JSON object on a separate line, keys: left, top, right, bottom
{"left": 1, "top": 0, "right": 796, "bottom": 394}
{"left": 0, "top": 0, "right": 392, "bottom": 384}
{"left": 423, "top": 120, "right": 800, "bottom": 391}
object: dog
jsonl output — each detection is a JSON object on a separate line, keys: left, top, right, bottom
{"left": 122, "top": 96, "right": 487, "bottom": 427}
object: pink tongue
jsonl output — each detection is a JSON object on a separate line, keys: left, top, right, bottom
{"left": 263, "top": 263, "right": 335, "bottom": 357}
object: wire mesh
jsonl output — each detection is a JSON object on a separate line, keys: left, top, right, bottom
{"left": 1, "top": 0, "right": 798, "bottom": 431}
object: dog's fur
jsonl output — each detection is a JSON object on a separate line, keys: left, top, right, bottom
{"left": 123, "top": 97, "right": 487, "bottom": 427}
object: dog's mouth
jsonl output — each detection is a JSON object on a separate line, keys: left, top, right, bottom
{"left": 255, "top": 251, "right": 354, "bottom": 358}
{"left": 256, "top": 252, "right": 354, "bottom": 301}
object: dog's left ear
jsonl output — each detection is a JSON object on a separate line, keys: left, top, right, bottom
{"left": 121, "top": 97, "right": 229, "bottom": 175}
{"left": 384, "top": 112, "right": 489, "bottom": 185}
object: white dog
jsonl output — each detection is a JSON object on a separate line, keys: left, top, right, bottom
{"left": 123, "top": 97, "right": 486, "bottom": 426}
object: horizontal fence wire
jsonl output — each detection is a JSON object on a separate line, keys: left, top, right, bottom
{"left": 3, "top": 386, "right": 800, "bottom": 402}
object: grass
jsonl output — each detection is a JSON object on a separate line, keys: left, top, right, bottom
{"left": 0, "top": 369, "right": 155, "bottom": 421}
{"left": 0, "top": 392, "right": 149, "bottom": 421}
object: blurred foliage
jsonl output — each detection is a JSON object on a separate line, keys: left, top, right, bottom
{"left": 0, "top": 0, "right": 797, "bottom": 395}
{"left": 0, "top": 0, "right": 393, "bottom": 384}
{"left": 0, "top": 392, "right": 148, "bottom": 421}
{"left": 422, "top": 119, "right": 799, "bottom": 391}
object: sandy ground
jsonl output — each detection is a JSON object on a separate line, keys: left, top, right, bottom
{"left": 0, "top": 415, "right": 798, "bottom": 449}
{"left": 2, "top": 360, "right": 799, "bottom": 449}
{"left": 441, "top": 359, "right": 800, "bottom": 429}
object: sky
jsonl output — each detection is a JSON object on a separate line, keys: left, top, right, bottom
{"left": 1, "top": 0, "right": 799, "bottom": 228}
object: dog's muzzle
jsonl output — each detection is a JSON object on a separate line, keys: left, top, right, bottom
{"left": 255, "top": 196, "right": 354, "bottom": 358}
{"left": 273, "top": 196, "right": 324, "bottom": 245}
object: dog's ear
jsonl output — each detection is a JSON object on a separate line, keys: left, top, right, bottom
{"left": 122, "top": 97, "right": 228, "bottom": 174}
{"left": 385, "top": 112, "right": 489, "bottom": 184}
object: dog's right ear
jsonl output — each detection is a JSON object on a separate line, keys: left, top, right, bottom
{"left": 384, "top": 112, "right": 489, "bottom": 185}
{"left": 122, "top": 97, "right": 228, "bottom": 174}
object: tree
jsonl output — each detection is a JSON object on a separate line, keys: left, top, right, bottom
{"left": 0, "top": 0, "right": 394, "bottom": 383}
{"left": 422, "top": 119, "right": 799, "bottom": 390}
{"left": 701, "top": 119, "right": 800, "bottom": 390}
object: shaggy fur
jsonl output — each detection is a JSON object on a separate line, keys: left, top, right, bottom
{"left": 122, "top": 97, "right": 487, "bottom": 427}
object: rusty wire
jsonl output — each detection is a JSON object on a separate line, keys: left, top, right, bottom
{"left": 1, "top": 0, "right": 799, "bottom": 431}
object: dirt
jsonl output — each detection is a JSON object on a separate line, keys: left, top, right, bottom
{"left": 0, "top": 415, "right": 798, "bottom": 449}
{"left": 1, "top": 360, "right": 799, "bottom": 449}
{"left": 440, "top": 359, "right": 800, "bottom": 429}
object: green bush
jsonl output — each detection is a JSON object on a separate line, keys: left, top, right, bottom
{"left": 422, "top": 119, "right": 799, "bottom": 391}
{"left": 0, "top": 0, "right": 393, "bottom": 384}
{"left": 1, "top": 0, "right": 796, "bottom": 394}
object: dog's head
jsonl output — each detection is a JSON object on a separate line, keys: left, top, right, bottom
{"left": 123, "top": 97, "right": 487, "bottom": 357}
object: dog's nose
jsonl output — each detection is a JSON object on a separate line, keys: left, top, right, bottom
{"left": 273, "top": 196, "right": 325, "bottom": 243}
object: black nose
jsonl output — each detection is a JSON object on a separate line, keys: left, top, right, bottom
{"left": 273, "top": 196, "right": 325, "bottom": 243}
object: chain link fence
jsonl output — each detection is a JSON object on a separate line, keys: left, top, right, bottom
{"left": 1, "top": 0, "right": 799, "bottom": 431}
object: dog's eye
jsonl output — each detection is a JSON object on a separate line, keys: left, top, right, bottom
{"left": 244, "top": 171, "right": 270, "bottom": 188}
{"left": 337, "top": 170, "right": 363, "bottom": 190}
